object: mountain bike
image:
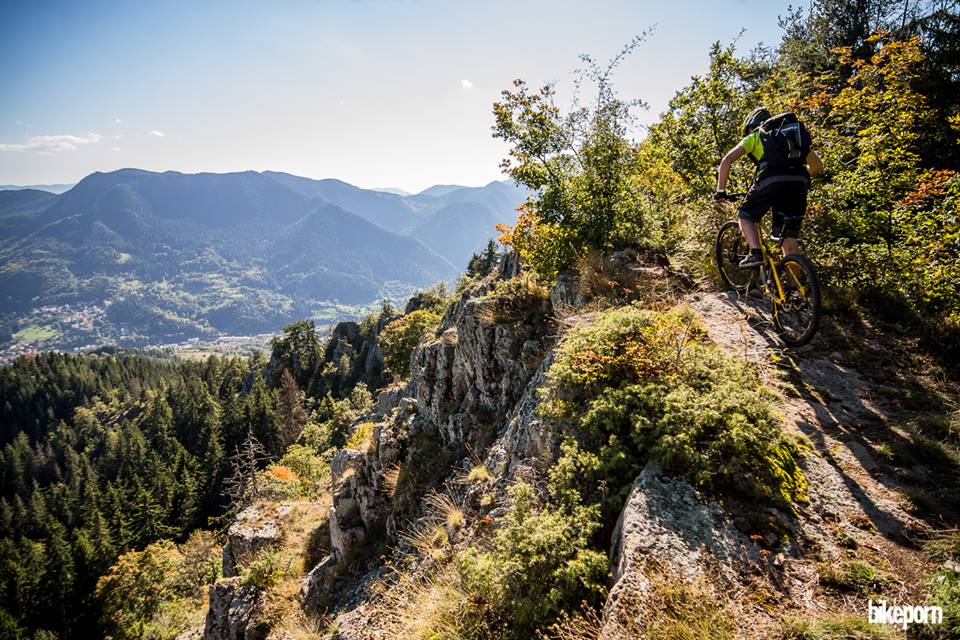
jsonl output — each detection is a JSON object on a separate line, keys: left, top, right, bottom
{"left": 714, "top": 197, "right": 821, "bottom": 347}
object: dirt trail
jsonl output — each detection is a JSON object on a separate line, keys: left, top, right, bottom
{"left": 689, "top": 291, "right": 935, "bottom": 614}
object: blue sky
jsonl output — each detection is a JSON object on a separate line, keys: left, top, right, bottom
{"left": 1, "top": 0, "right": 796, "bottom": 192}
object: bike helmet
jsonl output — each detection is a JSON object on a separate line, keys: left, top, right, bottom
{"left": 742, "top": 106, "right": 771, "bottom": 136}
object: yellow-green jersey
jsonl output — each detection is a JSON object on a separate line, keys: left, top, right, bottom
{"left": 739, "top": 131, "right": 764, "bottom": 163}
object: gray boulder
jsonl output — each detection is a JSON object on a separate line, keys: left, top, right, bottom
{"left": 221, "top": 505, "right": 283, "bottom": 578}
{"left": 203, "top": 578, "right": 266, "bottom": 640}
{"left": 600, "top": 464, "right": 759, "bottom": 636}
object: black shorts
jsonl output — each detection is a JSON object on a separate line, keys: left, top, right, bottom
{"left": 738, "top": 175, "right": 809, "bottom": 238}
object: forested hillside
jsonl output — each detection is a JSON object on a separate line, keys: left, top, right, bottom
{"left": 0, "top": 171, "right": 526, "bottom": 360}
{"left": 0, "top": 303, "right": 403, "bottom": 637}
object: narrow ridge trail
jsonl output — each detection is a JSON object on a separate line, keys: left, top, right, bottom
{"left": 690, "top": 290, "right": 936, "bottom": 616}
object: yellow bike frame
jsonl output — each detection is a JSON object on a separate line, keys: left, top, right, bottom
{"left": 760, "top": 241, "right": 808, "bottom": 308}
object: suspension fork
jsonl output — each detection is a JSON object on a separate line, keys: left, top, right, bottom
{"left": 767, "top": 255, "right": 786, "bottom": 303}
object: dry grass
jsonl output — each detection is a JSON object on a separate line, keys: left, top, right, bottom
{"left": 364, "top": 485, "right": 487, "bottom": 639}
{"left": 425, "top": 491, "right": 465, "bottom": 528}
{"left": 238, "top": 499, "right": 332, "bottom": 636}
{"left": 476, "top": 272, "right": 550, "bottom": 324}
{"left": 399, "top": 490, "right": 465, "bottom": 559}
{"left": 776, "top": 615, "right": 898, "bottom": 639}
{"left": 371, "top": 562, "right": 487, "bottom": 640}
{"left": 337, "top": 467, "right": 355, "bottom": 486}
{"left": 545, "top": 568, "right": 738, "bottom": 640}
{"left": 380, "top": 463, "right": 402, "bottom": 497}
{"left": 572, "top": 248, "right": 683, "bottom": 312}
{"left": 816, "top": 559, "right": 896, "bottom": 596}
{"left": 465, "top": 464, "right": 492, "bottom": 484}
{"left": 924, "top": 528, "right": 960, "bottom": 560}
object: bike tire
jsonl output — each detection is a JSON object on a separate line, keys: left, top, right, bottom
{"left": 715, "top": 220, "right": 755, "bottom": 293}
{"left": 772, "top": 254, "right": 821, "bottom": 347}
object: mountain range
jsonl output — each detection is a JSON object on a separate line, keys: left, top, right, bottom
{"left": 0, "top": 169, "right": 526, "bottom": 353}
{"left": 0, "top": 183, "right": 75, "bottom": 194}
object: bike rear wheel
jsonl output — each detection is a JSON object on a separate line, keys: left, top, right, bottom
{"left": 772, "top": 254, "right": 821, "bottom": 347}
{"left": 715, "top": 220, "right": 755, "bottom": 293}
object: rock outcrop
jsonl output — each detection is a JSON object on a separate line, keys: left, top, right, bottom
{"left": 303, "top": 258, "right": 554, "bottom": 612}
{"left": 221, "top": 505, "right": 285, "bottom": 578}
{"left": 322, "top": 314, "right": 398, "bottom": 394}
{"left": 600, "top": 464, "right": 760, "bottom": 636}
{"left": 203, "top": 578, "right": 266, "bottom": 640}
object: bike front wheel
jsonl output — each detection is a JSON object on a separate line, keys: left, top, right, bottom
{"left": 715, "top": 220, "right": 755, "bottom": 293}
{"left": 772, "top": 254, "right": 821, "bottom": 347}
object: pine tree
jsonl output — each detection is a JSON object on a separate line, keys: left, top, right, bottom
{"left": 41, "top": 520, "right": 75, "bottom": 633}
{"left": 246, "top": 374, "right": 282, "bottom": 456}
{"left": 140, "top": 388, "right": 175, "bottom": 452}
{"left": 129, "top": 478, "right": 175, "bottom": 549}
{"left": 278, "top": 369, "right": 308, "bottom": 448}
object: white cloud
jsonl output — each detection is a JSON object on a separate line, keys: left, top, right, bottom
{"left": 460, "top": 79, "right": 473, "bottom": 89}
{"left": 0, "top": 133, "right": 101, "bottom": 153}
{"left": 115, "top": 118, "right": 122, "bottom": 124}
{"left": 149, "top": 130, "right": 166, "bottom": 137}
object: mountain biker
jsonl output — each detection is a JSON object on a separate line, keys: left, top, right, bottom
{"left": 714, "top": 107, "right": 823, "bottom": 268}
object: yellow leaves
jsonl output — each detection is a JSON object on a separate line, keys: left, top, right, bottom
{"left": 346, "top": 421, "right": 377, "bottom": 452}
{"left": 493, "top": 222, "right": 513, "bottom": 246}
{"left": 950, "top": 114, "right": 960, "bottom": 145}
{"left": 504, "top": 204, "right": 577, "bottom": 281}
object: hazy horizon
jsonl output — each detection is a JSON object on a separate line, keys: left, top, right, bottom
{"left": 0, "top": 166, "right": 513, "bottom": 195}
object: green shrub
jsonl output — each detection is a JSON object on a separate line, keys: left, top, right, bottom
{"left": 457, "top": 483, "right": 607, "bottom": 638}
{"left": 174, "top": 530, "right": 221, "bottom": 597}
{"left": 492, "top": 40, "right": 651, "bottom": 281}
{"left": 299, "top": 390, "right": 371, "bottom": 452}
{"left": 241, "top": 549, "right": 289, "bottom": 589}
{"left": 405, "top": 282, "right": 453, "bottom": 314}
{"left": 141, "top": 597, "right": 203, "bottom": 640}
{"left": 96, "top": 541, "right": 184, "bottom": 640}
{"left": 299, "top": 420, "right": 333, "bottom": 452}
{"left": 817, "top": 560, "right": 893, "bottom": 595}
{"left": 379, "top": 309, "right": 443, "bottom": 377}
{"left": 498, "top": 208, "right": 580, "bottom": 282}
{"left": 345, "top": 421, "right": 376, "bottom": 452}
{"left": 541, "top": 305, "right": 807, "bottom": 516}
{"left": 96, "top": 534, "right": 222, "bottom": 640}
{"left": 277, "top": 443, "right": 331, "bottom": 494}
{"left": 920, "top": 568, "right": 960, "bottom": 639}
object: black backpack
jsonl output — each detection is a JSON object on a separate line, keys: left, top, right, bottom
{"left": 758, "top": 112, "right": 811, "bottom": 171}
